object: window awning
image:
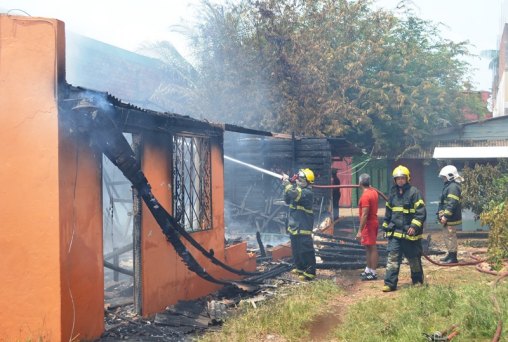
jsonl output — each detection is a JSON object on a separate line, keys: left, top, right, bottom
{"left": 433, "top": 146, "right": 508, "bottom": 159}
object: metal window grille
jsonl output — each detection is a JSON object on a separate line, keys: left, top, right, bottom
{"left": 172, "top": 135, "right": 212, "bottom": 232}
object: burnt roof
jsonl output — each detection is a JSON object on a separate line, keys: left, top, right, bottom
{"left": 61, "top": 85, "right": 223, "bottom": 136}
{"left": 60, "top": 84, "right": 362, "bottom": 155}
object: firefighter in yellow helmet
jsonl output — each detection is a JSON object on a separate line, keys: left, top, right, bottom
{"left": 382, "top": 165, "right": 427, "bottom": 292}
{"left": 282, "top": 168, "right": 316, "bottom": 281}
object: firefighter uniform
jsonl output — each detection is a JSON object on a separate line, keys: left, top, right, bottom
{"left": 284, "top": 181, "right": 316, "bottom": 280}
{"left": 438, "top": 180, "right": 462, "bottom": 257}
{"left": 382, "top": 182, "right": 427, "bottom": 290}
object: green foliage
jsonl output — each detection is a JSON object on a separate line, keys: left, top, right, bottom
{"left": 480, "top": 201, "right": 508, "bottom": 269}
{"left": 154, "top": 0, "right": 485, "bottom": 157}
{"left": 480, "top": 49, "right": 499, "bottom": 71}
{"left": 333, "top": 284, "right": 508, "bottom": 341}
{"left": 461, "top": 163, "right": 505, "bottom": 217}
{"left": 198, "top": 280, "right": 341, "bottom": 341}
{"left": 462, "top": 161, "right": 508, "bottom": 266}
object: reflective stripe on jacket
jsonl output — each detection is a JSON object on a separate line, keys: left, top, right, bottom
{"left": 382, "top": 183, "right": 426, "bottom": 240}
{"left": 438, "top": 180, "right": 462, "bottom": 226}
{"left": 284, "top": 183, "right": 314, "bottom": 234}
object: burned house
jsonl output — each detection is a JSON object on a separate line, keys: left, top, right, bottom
{"left": 0, "top": 15, "right": 255, "bottom": 341}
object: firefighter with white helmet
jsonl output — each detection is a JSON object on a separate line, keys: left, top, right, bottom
{"left": 382, "top": 165, "right": 427, "bottom": 292}
{"left": 438, "top": 165, "right": 463, "bottom": 264}
{"left": 282, "top": 168, "right": 316, "bottom": 281}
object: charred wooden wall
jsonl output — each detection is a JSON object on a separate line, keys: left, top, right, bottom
{"left": 224, "top": 134, "right": 332, "bottom": 232}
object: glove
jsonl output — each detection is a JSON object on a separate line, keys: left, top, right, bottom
{"left": 289, "top": 174, "right": 298, "bottom": 183}
{"left": 282, "top": 174, "right": 290, "bottom": 186}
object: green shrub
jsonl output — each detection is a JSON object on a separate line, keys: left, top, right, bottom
{"left": 480, "top": 201, "right": 508, "bottom": 270}
{"left": 462, "top": 161, "right": 508, "bottom": 265}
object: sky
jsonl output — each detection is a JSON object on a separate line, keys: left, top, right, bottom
{"left": 0, "top": 0, "right": 505, "bottom": 91}
{"left": 375, "top": 0, "right": 505, "bottom": 91}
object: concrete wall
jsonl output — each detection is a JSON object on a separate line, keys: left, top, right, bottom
{"left": 0, "top": 15, "right": 103, "bottom": 341}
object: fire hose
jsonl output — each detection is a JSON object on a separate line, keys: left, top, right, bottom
{"left": 224, "top": 156, "right": 389, "bottom": 201}
{"left": 423, "top": 254, "right": 486, "bottom": 267}
{"left": 423, "top": 324, "right": 459, "bottom": 341}
{"left": 72, "top": 100, "right": 261, "bottom": 287}
{"left": 474, "top": 264, "right": 508, "bottom": 342}
{"left": 490, "top": 272, "right": 508, "bottom": 342}
{"left": 313, "top": 184, "right": 389, "bottom": 202}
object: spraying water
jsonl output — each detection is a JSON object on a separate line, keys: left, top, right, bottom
{"left": 224, "top": 155, "right": 283, "bottom": 179}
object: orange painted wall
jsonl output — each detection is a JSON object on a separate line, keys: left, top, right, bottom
{"left": 0, "top": 15, "right": 103, "bottom": 341}
{"left": 0, "top": 15, "right": 64, "bottom": 341}
{"left": 140, "top": 136, "right": 256, "bottom": 316}
{"left": 58, "top": 128, "right": 104, "bottom": 340}
{"left": 140, "top": 133, "right": 176, "bottom": 315}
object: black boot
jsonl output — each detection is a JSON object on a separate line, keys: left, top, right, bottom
{"left": 440, "top": 253, "right": 451, "bottom": 262}
{"left": 442, "top": 252, "right": 458, "bottom": 264}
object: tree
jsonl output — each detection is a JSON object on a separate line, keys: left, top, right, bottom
{"left": 480, "top": 49, "right": 499, "bottom": 76}
{"left": 152, "top": 0, "right": 485, "bottom": 156}
{"left": 136, "top": 40, "right": 200, "bottom": 114}
{"left": 462, "top": 161, "right": 508, "bottom": 268}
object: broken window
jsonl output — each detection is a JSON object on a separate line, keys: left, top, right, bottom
{"left": 172, "top": 134, "right": 212, "bottom": 232}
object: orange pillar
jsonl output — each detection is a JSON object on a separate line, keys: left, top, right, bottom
{"left": 0, "top": 15, "right": 103, "bottom": 340}
{"left": 140, "top": 135, "right": 257, "bottom": 316}
{"left": 140, "top": 133, "right": 177, "bottom": 315}
{"left": 140, "top": 135, "right": 227, "bottom": 315}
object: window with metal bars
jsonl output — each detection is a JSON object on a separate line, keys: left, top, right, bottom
{"left": 172, "top": 135, "right": 212, "bottom": 232}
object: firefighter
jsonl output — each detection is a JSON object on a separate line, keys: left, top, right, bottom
{"left": 438, "top": 165, "right": 463, "bottom": 264}
{"left": 382, "top": 165, "right": 427, "bottom": 292}
{"left": 282, "top": 168, "right": 316, "bottom": 281}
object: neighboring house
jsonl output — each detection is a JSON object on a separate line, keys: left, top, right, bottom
{"left": 432, "top": 116, "right": 508, "bottom": 228}
{"left": 344, "top": 92, "right": 496, "bottom": 231}
{"left": 406, "top": 115, "right": 508, "bottom": 231}
{"left": 492, "top": 23, "right": 508, "bottom": 117}
{"left": 463, "top": 90, "right": 492, "bottom": 121}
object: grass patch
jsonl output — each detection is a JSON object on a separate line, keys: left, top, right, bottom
{"left": 332, "top": 281, "right": 508, "bottom": 342}
{"left": 198, "top": 279, "right": 341, "bottom": 342}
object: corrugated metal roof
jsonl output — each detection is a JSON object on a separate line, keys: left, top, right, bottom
{"left": 436, "top": 139, "right": 508, "bottom": 147}
{"left": 62, "top": 85, "right": 224, "bottom": 136}
{"left": 461, "top": 114, "right": 508, "bottom": 127}
{"left": 434, "top": 146, "right": 508, "bottom": 159}
{"left": 400, "top": 139, "right": 508, "bottom": 159}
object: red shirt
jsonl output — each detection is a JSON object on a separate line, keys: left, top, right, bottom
{"left": 358, "top": 187, "right": 379, "bottom": 224}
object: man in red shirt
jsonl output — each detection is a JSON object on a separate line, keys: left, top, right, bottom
{"left": 356, "top": 173, "right": 379, "bottom": 280}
